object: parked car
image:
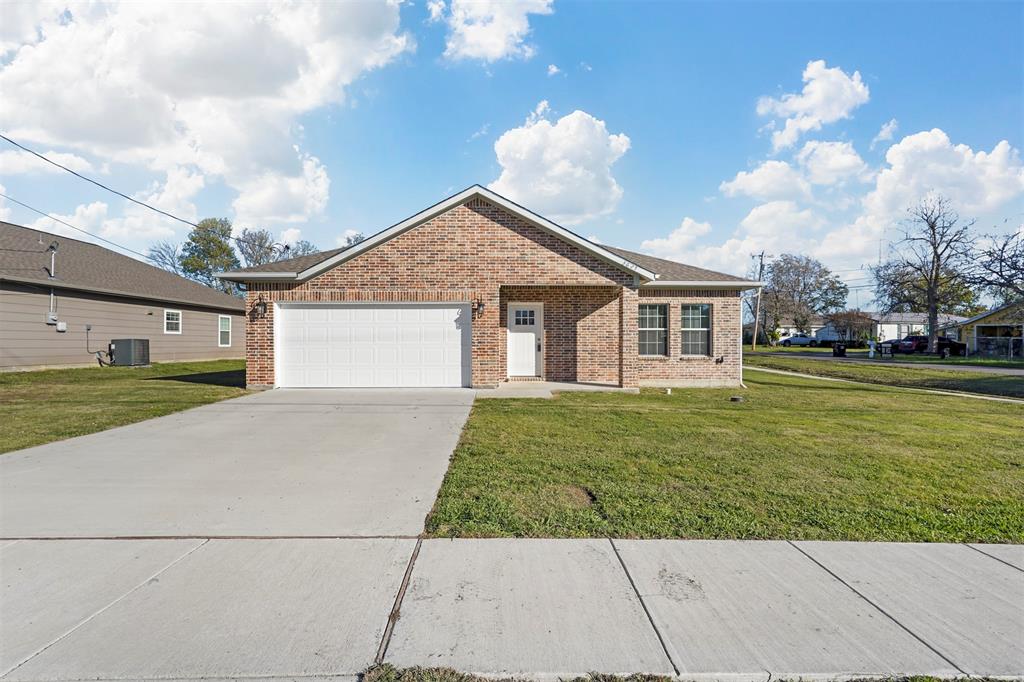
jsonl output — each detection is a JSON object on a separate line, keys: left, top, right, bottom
{"left": 878, "top": 339, "right": 902, "bottom": 354}
{"left": 780, "top": 333, "right": 818, "bottom": 347}
{"left": 897, "top": 335, "right": 967, "bottom": 355}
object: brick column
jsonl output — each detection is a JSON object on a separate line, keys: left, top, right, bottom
{"left": 245, "top": 287, "right": 275, "bottom": 389}
{"left": 619, "top": 286, "right": 639, "bottom": 388}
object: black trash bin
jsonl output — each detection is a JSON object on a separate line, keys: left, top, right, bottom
{"left": 833, "top": 343, "right": 847, "bottom": 357}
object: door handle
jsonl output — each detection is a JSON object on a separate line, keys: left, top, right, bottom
{"left": 537, "top": 342, "right": 542, "bottom": 352}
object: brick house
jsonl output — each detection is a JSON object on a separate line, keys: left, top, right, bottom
{"left": 218, "top": 186, "right": 761, "bottom": 390}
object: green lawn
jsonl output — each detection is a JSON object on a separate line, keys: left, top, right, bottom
{"left": 426, "top": 372, "right": 1024, "bottom": 542}
{"left": 0, "top": 360, "right": 246, "bottom": 454}
{"left": 744, "top": 355, "right": 1024, "bottom": 398}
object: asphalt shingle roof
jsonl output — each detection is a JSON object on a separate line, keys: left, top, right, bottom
{"left": 225, "top": 246, "right": 346, "bottom": 274}
{"left": 602, "top": 246, "right": 752, "bottom": 282}
{"left": 0, "top": 222, "right": 245, "bottom": 312}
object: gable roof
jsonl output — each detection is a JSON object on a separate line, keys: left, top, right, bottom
{"left": 219, "top": 185, "right": 759, "bottom": 288}
{"left": 602, "top": 246, "right": 755, "bottom": 285}
{"left": 0, "top": 221, "right": 245, "bottom": 312}
{"left": 946, "top": 302, "right": 1023, "bottom": 327}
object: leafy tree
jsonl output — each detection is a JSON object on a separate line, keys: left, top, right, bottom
{"left": 180, "top": 218, "right": 240, "bottom": 293}
{"left": 763, "top": 254, "right": 849, "bottom": 334}
{"left": 826, "top": 309, "right": 875, "bottom": 342}
{"left": 873, "top": 263, "right": 986, "bottom": 317}
{"left": 147, "top": 241, "right": 182, "bottom": 275}
{"left": 872, "top": 195, "right": 974, "bottom": 352}
{"left": 236, "top": 227, "right": 281, "bottom": 268}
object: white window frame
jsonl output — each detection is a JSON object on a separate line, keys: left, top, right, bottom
{"left": 680, "top": 304, "right": 712, "bottom": 357}
{"left": 218, "top": 315, "right": 231, "bottom": 347}
{"left": 638, "top": 303, "right": 668, "bottom": 356}
{"left": 164, "top": 309, "right": 182, "bottom": 335}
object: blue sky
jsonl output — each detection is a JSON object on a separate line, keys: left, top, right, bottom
{"left": 0, "top": 1, "right": 1021, "bottom": 301}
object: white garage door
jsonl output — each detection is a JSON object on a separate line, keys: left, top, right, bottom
{"left": 276, "top": 304, "right": 472, "bottom": 388}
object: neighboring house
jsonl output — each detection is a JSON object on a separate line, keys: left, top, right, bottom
{"left": 0, "top": 222, "right": 246, "bottom": 370}
{"left": 775, "top": 316, "right": 827, "bottom": 338}
{"left": 940, "top": 303, "right": 1023, "bottom": 357}
{"left": 218, "top": 186, "right": 761, "bottom": 390}
{"left": 815, "top": 311, "right": 966, "bottom": 343}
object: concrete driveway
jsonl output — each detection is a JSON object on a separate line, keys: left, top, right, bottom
{"left": 0, "top": 389, "right": 474, "bottom": 538}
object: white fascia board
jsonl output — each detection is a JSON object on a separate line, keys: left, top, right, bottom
{"left": 216, "top": 271, "right": 297, "bottom": 282}
{"left": 295, "top": 185, "right": 657, "bottom": 282}
{"left": 643, "top": 280, "right": 764, "bottom": 289}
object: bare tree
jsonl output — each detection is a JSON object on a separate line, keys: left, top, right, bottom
{"left": 236, "top": 227, "right": 281, "bottom": 268}
{"left": 872, "top": 195, "right": 974, "bottom": 353}
{"left": 289, "top": 240, "right": 320, "bottom": 257}
{"left": 147, "top": 241, "right": 182, "bottom": 275}
{"left": 826, "top": 309, "right": 875, "bottom": 343}
{"left": 343, "top": 232, "right": 366, "bottom": 247}
{"left": 969, "top": 228, "right": 1023, "bottom": 317}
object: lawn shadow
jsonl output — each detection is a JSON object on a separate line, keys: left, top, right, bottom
{"left": 148, "top": 370, "right": 245, "bottom": 388}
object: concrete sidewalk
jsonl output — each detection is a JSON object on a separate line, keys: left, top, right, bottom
{"left": 3, "top": 538, "right": 1021, "bottom": 680}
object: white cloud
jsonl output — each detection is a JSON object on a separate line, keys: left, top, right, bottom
{"left": 866, "top": 129, "right": 1024, "bottom": 218}
{"left": 468, "top": 123, "right": 490, "bottom": 142}
{"left": 870, "top": 118, "right": 899, "bottom": 151}
{"left": 795, "top": 140, "right": 867, "bottom": 186}
{"left": 740, "top": 200, "right": 823, "bottom": 237}
{"left": 639, "top": 217, "right": 712, "bottom": 258}
{"left": 757, "top": 60, "right": 870, "bottom": 150}
{"left": 442, "top": 0, "right": 553, "bottom": 62}
{"left": 0, "top": 1, "right": 413, "bottom": 240}
{"left": 0, "top": 1, "right": 65, "bottom": 54}
{"left": 27, "top": 201, "right": 110, "bottom": 244}
{"left": 489, "top": 102, "right": 631, "bottom": 225}
{"left": 547, "top": 63, "right": 560, "bottom": 76}
{"left": 335, "top": 228, "right": 363, "bottom": 247}
{"left": 0, "top": 149, "right": 95, "bottom": 175}
{"left": 426, "top": 0, "right": 446, "bottom": 23}
{"left": 280, "top": 227, "right": 302, "bottom": 244}
{"left": 233, "top": 154, "right": 331, "bottom": 227}
{"left": 719, "top": 160, "right": 811, "bottom": 200}
{"left": 0, "top": 183, "right": 10, "bottom": 221}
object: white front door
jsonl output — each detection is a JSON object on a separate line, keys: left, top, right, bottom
{"left": 507, "top": 303, "right": 543, "bottom": 377}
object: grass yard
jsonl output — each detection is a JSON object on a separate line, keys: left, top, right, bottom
{"left": 426, "top": 371, "right": 1024, "bottom": 542}
{"left": 744, "top": 355, "right": 1024, "bottom": 398}
{"left": 0, "top": 359, "right": 246, "bottom": 454}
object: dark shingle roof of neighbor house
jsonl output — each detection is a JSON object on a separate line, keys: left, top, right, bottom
{"left": 0, "top": 221, "right": 245, "bottom": 312}
{"left": 226, "top": 242, "right": 750, "bottom": 283}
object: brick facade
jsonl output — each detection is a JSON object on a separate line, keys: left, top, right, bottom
{"left": 637, "top": 289, "right": 743, "bottom": 387}
{"left": 242, "top": 197, "right": 743, "bottom": 389}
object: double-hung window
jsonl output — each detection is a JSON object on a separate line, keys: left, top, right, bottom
{"left": 681, "top": 304, "right": 711, "bottom": 356}
{"left": 638, "top": 304, "right": 668, "bottom": 356}
{"left": 164, "top": 309, "right": 182, "bottom": 334}
{"left": 218, "top": 315, "right": 232, "bottom": 347}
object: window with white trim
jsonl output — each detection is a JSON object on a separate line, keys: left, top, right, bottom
{"left": 218, "top": 315, "right": 231, "bottom": 347}
{"left": 638, "top": 304, "right": 668, "bottom": 356}
{"left": 514, "top": 309, "right": 535, "bottom": 326}
{"left": 681, "top": 304, "right": 711, "bottom": 356}
{"left": 164, "top": 309, "right": 182, "bottom": 334}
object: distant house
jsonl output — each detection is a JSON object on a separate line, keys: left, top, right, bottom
{"left": 0, "top": 222, "right": 246, "bottom": 370}
{"left": 940, "top": 304, "right": 1023, "bottom": 357}
{"left": 753, "top": 311, "right": 967, "bottom": 343}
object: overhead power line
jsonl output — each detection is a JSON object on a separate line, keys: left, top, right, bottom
{"left": 0, "top": 191, "right": 150, "bottom": 260}
{"left": 0, "top": 132, "right": 200, "bottom": 230}
{"left": 0, "top": 133, "right": 290, "bottom": 255}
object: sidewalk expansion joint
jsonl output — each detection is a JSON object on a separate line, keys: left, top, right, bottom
{"left": 786, "top": 540, "right": 967, "bottom": 675}
{"left": 0, "top": 538, "right": 210, "bottom": 678}
{"left": 608, "top": 538, "right": 680, "bottom": 676}
{"left": 964, "top": 543, "right": 1024, "bottom": 574}
{"left": 375, "top": 537, "right": 422, "bottom": 665}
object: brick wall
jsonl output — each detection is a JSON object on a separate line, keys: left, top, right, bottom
{"left": 635, "top": 289, "right": 743, "bottom": 387}
{"left": 245, "top": 198, "right": 634, "bottom": 388}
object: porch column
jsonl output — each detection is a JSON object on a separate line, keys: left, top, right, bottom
{"left": 620, "top": 286, "right": 639, "bottom": 388}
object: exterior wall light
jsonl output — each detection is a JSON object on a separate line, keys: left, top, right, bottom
{"left": 253, "top": 294, "right": 268, "bottom": 319}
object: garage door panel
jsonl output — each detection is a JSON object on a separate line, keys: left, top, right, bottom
{"left": 277, "top": 304, "right": 471, "bottom": 388}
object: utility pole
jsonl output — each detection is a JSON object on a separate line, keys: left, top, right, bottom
{"left": 750, "top": 251, "right": 766, "bottom": 351}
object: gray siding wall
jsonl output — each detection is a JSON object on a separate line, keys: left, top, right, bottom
{"left": 1, "top": 282, "right": 245, "bottom": 369}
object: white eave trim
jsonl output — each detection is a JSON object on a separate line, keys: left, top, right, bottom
{"left": 218, "top": 186, "right": 657, "bottom": 283}
{"left": 643, "top": 280, "right": 764, "bottom": 289}
{"left": 217, "top": 271, "right": 297, "bottom": 282}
